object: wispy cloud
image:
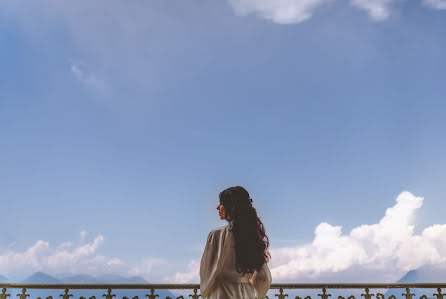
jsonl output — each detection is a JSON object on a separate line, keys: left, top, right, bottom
{"left": 168, "top": 260, "right": 200, "bottom": 283}
{"left": 423, "top": 0, "right": 446, "bottom": 9}
{"left": 228, "top": 0, "right": 409, "bottom": 23}
{"left": 228, "top": 0, "right": 333, "bottom": 24}
{"left": 0, "top": 231, "right": 162, "bottom": 280}
{"left": 349, "top": 0, "right": 395, "bottom": 21}
{"left": 128, "top": 258, "right": 168, "bottom": 277}
{"left": 69, "top": 60, "right": 104, "bottom": 89}
{"left": 80, "top": 230, "right": 88, "bottom": 242}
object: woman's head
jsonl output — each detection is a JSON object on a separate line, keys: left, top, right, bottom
{"left": 218, "top": 186, "right": 252, "bottom": 222}
{"left": 218, "top": 186, "right": 270, "bottom": 275}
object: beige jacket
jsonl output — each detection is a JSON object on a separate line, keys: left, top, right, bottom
{"left": 200, "top": 225, "right": 272, "bottom": 299}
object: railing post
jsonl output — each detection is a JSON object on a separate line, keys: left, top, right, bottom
{"left": 361, "top": 288, "right": 374, "bottom": 299}
{"left": 145, "top": 289, "right": 159, "bottom": 299}
{"left": 102, "top": 289, "right": 115, "bottom": 299}
{"left": 16, "top": 289, "right": 29, "bottom": 299}
{"left": 434, "top": 288, "right": 446, "bottom": 299}
{"left": 275, "top": 287, "right": 288, "bottom": 299}
{"left": 0, "top": 288, "right": 10, "bottom": 299}
{"left": 188, "top": 289, "right": 200, "bottom": 299}
{"left": 402, "top": 288, "right": 414, "bottom": 299}
{"left": 59, "top": 289, "right": 72, "bottom": 299}
{"left": 318, "top": 288, "right": 331, "bottom": 299}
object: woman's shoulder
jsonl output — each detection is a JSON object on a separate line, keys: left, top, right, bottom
{"left": 206, "top": 224, "right": 231, "bottom": 243}
{"left": 210, "top": 224, "right": 229, "bottom": 234}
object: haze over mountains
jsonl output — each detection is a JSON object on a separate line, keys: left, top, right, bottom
{"left": 2, "top": 267, "right": 446, "bottom": 284}
{"left": 0, "top": 272, "right": 175, "bottom": 298}
{"left": 17, "top": 271, "right": 150, "bottom": 284}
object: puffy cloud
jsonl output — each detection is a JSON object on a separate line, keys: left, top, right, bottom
{"left": 228, "top": 0, "right": 332, "bottom": 24}
{"left": 270, "top": 191, "right": 446, "bottom": 282}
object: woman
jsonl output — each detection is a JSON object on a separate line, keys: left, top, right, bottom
{"left": 200, "top": 186, "right": 272, "bottom": 299}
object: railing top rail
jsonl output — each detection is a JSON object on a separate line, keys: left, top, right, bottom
{"left": 2, "top": 283, "right": 446, "bottom": 289}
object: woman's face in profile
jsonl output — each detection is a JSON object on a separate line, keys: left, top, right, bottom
{"left": 217, "top": 204, "right": 226, "bottom": 220}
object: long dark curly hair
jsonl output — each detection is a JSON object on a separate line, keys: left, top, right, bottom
{"left": 219, "top": 186, "right": 270, "bottom": 275}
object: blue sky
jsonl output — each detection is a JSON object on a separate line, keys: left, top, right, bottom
{"left": 1, "top": 0, "right": 446, "bottom": 283}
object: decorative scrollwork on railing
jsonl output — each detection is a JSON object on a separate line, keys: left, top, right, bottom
{"left": 0, "top": 288, "right": 10, "bottom": 299}
{"left": 318, "top": 288, "right": 331, "bottom": 299}
{"left": 2, "top": 283, "right": 446, "bottom": 299}
{"left": 145, "top": 289, "right": 159, "bottom": 299}
{"left": 275, "top": 288, "right": 288, "bottom": 299}
{"left": 188, "top": 289, "right": 200, "bottom": 299}
{"left": 102, "top": 289, "right": 115, "bottom": 299}
{"left": 434, "top": 288, "right": 446, "bottom": 299}
{"left": 338, "top": 295, "right": 354, "bottom": 299}
{"left": 16, "top": 289, "right": 29, "bottom": 299}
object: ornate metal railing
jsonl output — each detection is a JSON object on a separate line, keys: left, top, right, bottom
{"left": 1, "top": 283, "right": 446, "bottom": 299}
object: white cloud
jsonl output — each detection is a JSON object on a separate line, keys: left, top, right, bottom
{"left": 228, "top": 0, "right": 332, "bottom": 24}
{"left": 128, "top": 258, "right": 168, "bottom": 277}
{"left": 69, "top": 60, "right": 104, "bottom": 89}
{"left": 349, "top": 0, "right": 394, "bottom": 21}
{"left": 168, "top": 260, "right": 200, "bottom": 283}
{"left": 157, "top": 191, "right": 446, "bottom": 283}
{"left": 0, "top": 234, "right": 162, "bottom": 280}
{"left": 423, "top": 0, "right": 446, "bottom": 9}
{"left": 80, "top": 230, "right": 88, "bottom": 242}
{"left": 269, "top": 191, "right": 446, "bottom": 282}
{"left": 4, "top": 191, "right": 446, "bottom": 283}
{"left": 228, "top": 0, "right": 399, "bottom": 23}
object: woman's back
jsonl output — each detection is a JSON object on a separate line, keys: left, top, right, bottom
{"left": 200, "top": 186, "right": 272, "bottom": 299}
{"left": 200, "top": 225, "right": 271, "bottom": 299}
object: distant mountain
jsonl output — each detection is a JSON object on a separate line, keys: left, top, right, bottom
{"left": 16, "top": 272, "right": 175, "bottom": 298}
{"left": 396, "top": 269, "right": 421, "bottom": 283}
{"left": 0, "top": 274, "right": 8, "bottom": 282}
{"left": 22, "top": 272, "right": 61, "bottom": 284}
{"left": 385, "top": 267, "right": 446, "bottom": 299}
